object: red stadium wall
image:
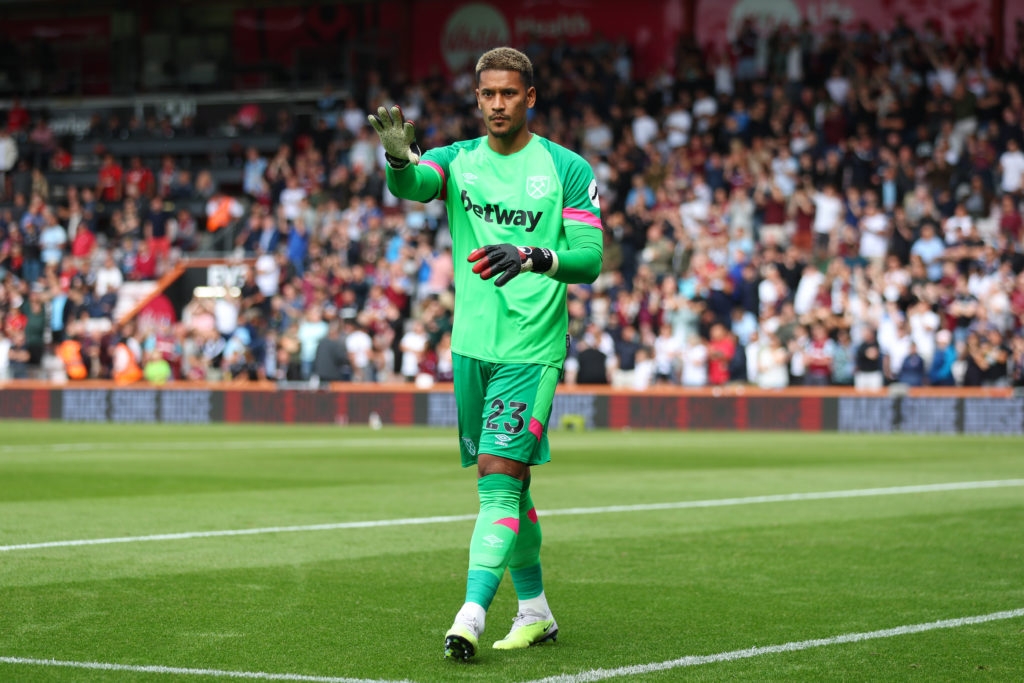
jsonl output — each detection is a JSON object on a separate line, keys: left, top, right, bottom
{"left": 1, "top": 383, "right": 1020, "bottom": 435}
{"left": 695, "top": 0, "right": 1002, "bottom": 55}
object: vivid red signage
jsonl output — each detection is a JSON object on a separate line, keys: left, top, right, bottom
{"left": 410, "top": 0, "right": 688, "bottom": 78}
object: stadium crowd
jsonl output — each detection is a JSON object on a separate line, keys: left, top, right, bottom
{"left": 2, "top": 18, "right": 1024, "bottom": 388}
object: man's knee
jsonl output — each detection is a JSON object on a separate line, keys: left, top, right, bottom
{"left": 477, "top": 453, "right": 529, "bottom": 480}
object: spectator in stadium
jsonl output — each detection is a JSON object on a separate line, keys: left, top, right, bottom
{"left": 204, "top": 189, "right": 244, "bottom": 252}
{"left": 5, "top": 327, "right": 30, "bottom": 379}
{"left": 573, "top": 338, "right": 610, "bottom": 385}
{"left": 4, "top": 15, "right": 1024, "bottom": 393}
{"left": 854, "top": 326, "right": 884, "bottom": 390}
{"left": 0, "top": 128, "right": 17, "bottom": 201}
{"left": 929, "top": 329, "right": 958, "bottom": 386}
{"left": 312, "top": 320, "right": 351, "bottom": 384}
{"left": 95, "top": 154, "right": 123, "bottom": 203}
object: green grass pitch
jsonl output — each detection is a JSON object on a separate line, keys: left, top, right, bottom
{"left": 1, "top": 421, "right": 1022, "bottom": 682}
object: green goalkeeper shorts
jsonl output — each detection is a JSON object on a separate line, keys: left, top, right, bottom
{"left": 453, "top": 352, "right": 559, "bottom": 468}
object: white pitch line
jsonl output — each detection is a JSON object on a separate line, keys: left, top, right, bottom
{"left": 519, "top": 608, "right": 1024, "bottom": 683}
{"left": 2, "top": 479, "right": 1021, "bottom": 553}
{"left": 0, "top": 657, "right": 413, "bottom": 683}
{"left": 4, "top": 608, "right": 1023, "bottom": 683}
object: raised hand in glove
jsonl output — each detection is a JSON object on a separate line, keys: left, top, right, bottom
{"left": 367, "top": 105, "right": 421, "bottom": 169}
{"left": 467, "top": 244, "right": 556, "bottom": 287}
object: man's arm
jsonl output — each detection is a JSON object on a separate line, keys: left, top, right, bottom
{"left": 468, "top": 148, "right": 604, "bottom": 286}
{"left": 547, "top": 222, "right": 602, "bottom": 284}
{"left": 467, "top": 225, "right": 602, "bottom": 287}
{"left": 386, "top": 164, "right": 442, "bottom": 204}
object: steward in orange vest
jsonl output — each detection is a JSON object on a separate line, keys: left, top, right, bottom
{"left": 56, "top": 338, "right": 87, "bottom": 379}
{"left": 207, "top": 196, "right": 234, "bottom": 232}
{"left": 113, "top": 341, "right": 143, "bottom": 385}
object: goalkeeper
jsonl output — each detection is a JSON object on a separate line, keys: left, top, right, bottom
{"left": 369, "top": 47, "right": 603, "bottom": 661}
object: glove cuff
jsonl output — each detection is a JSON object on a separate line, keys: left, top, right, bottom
{"left": 519, "top": 246, "right": 555, "bottom": 275}
{"left": 384, "top": 153, "right": 409, "bottom": 170}
{"left": 544, "top": 250, "right": 560, "bottom": 277}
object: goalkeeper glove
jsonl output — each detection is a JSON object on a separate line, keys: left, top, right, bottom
{"left": 468, "top": 244, "right": 557, "bottom": 287}
{"left": 367, "top": 105, "right": 421, "bottom": 169}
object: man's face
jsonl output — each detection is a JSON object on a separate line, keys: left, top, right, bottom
{"left": 476, "top": 70, "right": 535, "bottom": 140}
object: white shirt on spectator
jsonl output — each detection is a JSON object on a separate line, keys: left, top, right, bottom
{"left": 825, "top": 74, "right": 851, "bottom": 105}
{"left": 632, "top": 113, "right": 658, "bottom": 148}
{"left": 999, "top": 149, "right": 1024, "bottom": 193}
{"left": 812, "top": 192, "right": 843, "bottom": 235}
{"left": 255, "top": 253, "right": 279, "bottom": 297}
{"left": 664, "top": 107, "right": 692, "bottom": 148}
{"left": 859, "top": 212, "right": 890, "bottom": 259}
{"left": 280, "top": 187, "right": 307, "bottom": 221}
{"left": 0, "top": 334, "right": 9, "bottom": 379}
{"left": 883, "top": 331, "right": 912, "bottom": 376}
{"left": 214, "top": 297, "right": 239, "bottom": 337}
{"left": 95, "top": 263, "right": 124, "bottom": 297}
{"left": 693, "top": 96, "right": 718, "bottom": 132}
{"left": 794, "top": 270, "right": 824, "bottom": 316}
{"left": 909, "top": 309, "right": 940, "bottom": 365}
{"left": 680, "top": 342, "right": 708, "bottom": 387}
{"left": 343, "top": 106, "right": 366, "bottom": 135}
{"left": 632, "top": 357, "right": 655, "bottom": 391}
{"left": 399, "top": 329, "right": 427, "bottom": 378}
{"left": 944, "top": 215, "right": 973, "bottom": 243}
{"left": 758, "top": 277, "right": 782, "bottom": 315}
{"left": 0, "top": 134, "right": 17, "bottom": 172}
{"left": 654, "top": 333, "right": 682, "bottom": 378}
{"left": 757, "top": 345, "right": 789, "bottom": 389}
{"left": 346, "top": 329, "right": 373, "bottom": 371}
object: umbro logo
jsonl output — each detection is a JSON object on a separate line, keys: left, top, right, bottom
{"left": 462, "top": 173, "right": 477, "bottom": 185}
{"left": 483, "top": 534, "right": 504, "bottom": 548}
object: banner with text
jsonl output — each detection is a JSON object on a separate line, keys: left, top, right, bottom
{"left": 3, "top": 387, "right": 1022, "bottom": 436}
{"left": 409, "top": 0, "right": 688, "bottom": 79}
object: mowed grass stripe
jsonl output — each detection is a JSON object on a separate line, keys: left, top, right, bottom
{"left": 2, "top": 479, "right": 1021, "bottom": 552}
{"left": 4, "top": 608, "right": 1022, "bottom": 683}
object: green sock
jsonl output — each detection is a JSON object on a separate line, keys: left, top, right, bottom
{"left": 509, "top": 479, "right": 544, "bottom": 600}
{"left": 465, "top": 473, "right": 524, "bottom": 610}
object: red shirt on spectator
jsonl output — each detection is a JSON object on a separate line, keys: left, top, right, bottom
{"left": 1000, "top": 206, "right": 1022, "bottom": 243}
{"left": 71, "top": 226, "right": 96, "bottom": 258}
{"left": 125, "top": 163, "right": 155, "bottom": 198}
{"left": 707, "top": 325, "right": 735, "bottom": 385}
{"left": 7, "top": 100, "right": 28, "bottom": 133}
{"left": 97, "top": 156, "right": 123, "bottom": 202}
{"left": 132, "top": 244, "right": 157, "bottom": 280}
{"left": 806, "top": 338, "right": 833, "bottom": 377}
{"left": 50, "top": 148, "right": 72, "bottom": 171}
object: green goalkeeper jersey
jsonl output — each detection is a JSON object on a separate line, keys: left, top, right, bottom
{"left": 386, "top": 134, "right": 602, "bottom": 369}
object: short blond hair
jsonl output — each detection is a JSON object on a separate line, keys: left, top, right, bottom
{"left": 475, "top": 47, "right": 533, "bottom": 89}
